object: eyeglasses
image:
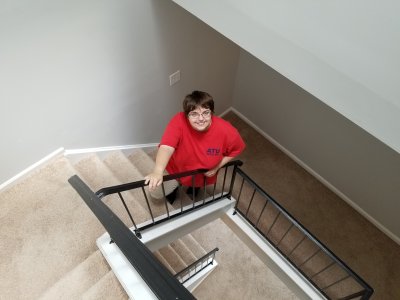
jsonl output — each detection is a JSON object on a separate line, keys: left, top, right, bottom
{"left": 188, "top": 110, "right": 212, "bottom": 119}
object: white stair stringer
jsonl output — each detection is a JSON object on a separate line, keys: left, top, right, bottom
{"left": 96, "top": 197, "right": 235, "bottom": 299}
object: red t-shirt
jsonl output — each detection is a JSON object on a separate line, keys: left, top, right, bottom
{"left": 160, "top": 112, "right": 245, "bottom": 186}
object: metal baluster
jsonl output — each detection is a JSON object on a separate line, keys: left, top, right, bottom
{"left": 245, "top": 188, "right": 257, "bottom": 217}
{"left": 310, "top": 261, "right": 336, "bottom": 280}
{"left": 118, "top": 192, "right": 138, "bottom": 231}
{"left": 255, "top": 200, "right": 269, "bottom": 227}
{"left": 141, "top": 187, "right": 154, "bottom": 224}
{"left": 266, "top": 211, "right": 281, "bottom": 236}
{"left": 276, "top": 223, "right": 294, "bottom": 247}
{"left": 202, "top": 176, "right": 207, "bottom": 205}
{"left": 227, "top": 165, "right": 238, "bottom": 199}
{"left": 161, "top": 183, "right": 170, "bottom": 218}
{"left": 288, "top": 235, "right": 307, "bottom": 256}
{"left": 179, "top": 183, "right": 183, "bottom": 213}
{"left": 234, "top": 178, "right": 245, "bottom": 211}
{"left": 299, "top": 248, "right": 321, "bottom": 268}
{"left": 221, "top": 167, "right": 228, "bottom": 196}
{"left": 191, "top": 176, "right": 195, "bottom": 208}
{"left": 212, "top": 179, "right": 217, "bottom": 201}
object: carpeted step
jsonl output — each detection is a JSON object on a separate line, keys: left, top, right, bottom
{"left": 170, "top": 239, "right": 197, "bottom": 265}
{"left": 180, "top": 234, "right": 207, "bottom": 259}
{"left": 73, "top": 154, "right": 149, "bottom": 227}
{"left": 143, "top": 147, "right": 158, "bottom": 160}
{"left": 103, "top": 150, "right": 174, "bottom": 219}
{"left": 39, "top": 250, "right": 110, "bottom": 299}
{"left": 127, "top": 149, "right": 159, "bottom": 177}
{"left": 158, "top": 245, "right": 187, "bottom": 274}
{"left": 82, "top": 270, "right": 128, "bottom": 300}
{"left": 153, "top": 251, "right": 175, "bottom": 274}
{"left": 0, "top": 156, "right": 106, "bottom": 299}
{"left": 102, "top": 150, "right": 145, "bottom": 184}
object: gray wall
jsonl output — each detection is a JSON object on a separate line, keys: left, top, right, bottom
{"left": 233, "top": 50, "right": 400, "bottom": 241}
{"left": 0, "top": 0, "right": 239, "bottom": 184}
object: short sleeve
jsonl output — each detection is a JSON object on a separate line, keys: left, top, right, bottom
{"left": 223, "top": 126, "right": 245, "bottom": 157}
{"left": 160, "top": 113, "right": 183, "bottom": 149}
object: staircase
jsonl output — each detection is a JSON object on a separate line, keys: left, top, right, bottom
{"left": 0, "top": 147, "right": 216, "bottom": 299}
{"left": 1, "top": 145, "right": 373, "bottom": 299}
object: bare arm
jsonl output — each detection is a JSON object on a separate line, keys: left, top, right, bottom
{"left": 204, "top": 156, "right": 234, "bottom": 177}
{"left": 144, "top": 145, "right": 175, "bottom": 190}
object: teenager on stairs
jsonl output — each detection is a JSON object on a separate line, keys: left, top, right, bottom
{"left": 144, "top": 90, "right": 245, "bottom": 204}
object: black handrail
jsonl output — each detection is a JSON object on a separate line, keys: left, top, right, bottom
{"left": 96, "top": 160, "right": 243, "bottom": 198}
{"left": 68, "top": 175, "right": 195, "bottom": 300}
{"left": 233, "top": 168, "right": 374, "bottom": 300}
{"left": 94, "top": 160, "right": 243, "bottom": 236}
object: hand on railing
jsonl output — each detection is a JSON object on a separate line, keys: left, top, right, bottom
{"left": 204, "top": 156, "right": 235, "bottom": 177}
{"left": 95, "top": 160, "right": 243, "bottom": 198}
{"left": 144, "top": 172, "right": 163, "bottom": 191}
{"left": 204, "top": 168, "right": 218, "bottom": 177}
{"left": 145, "top": 145, "right": 174, "bottom": 191}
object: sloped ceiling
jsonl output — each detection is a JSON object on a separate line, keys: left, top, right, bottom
{"left": 172, "top": 0, "right": 400, "bottom": 154}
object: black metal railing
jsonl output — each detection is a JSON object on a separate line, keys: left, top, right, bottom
{"left": 69, "top": 159, "right": 373, "bottom": 300}
{"left": 68, "top": 175, "right": 195, "bottom": 300}
{"left": 231, "top": 168, "right": 374, "bottom": 300}
{"left": 175, "top": 248, "right": 219, "bottom": 284}
{"left": 94, "top": 160, "right": 243, "bottom": 238}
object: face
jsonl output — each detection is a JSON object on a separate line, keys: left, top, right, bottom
{"left": 187, "top": 106, "right": 212, "bottom": 132}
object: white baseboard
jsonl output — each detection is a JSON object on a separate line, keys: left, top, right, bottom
{"left": 0, "top": 143, "right": 158, "bottom": 192}
{"left": 64, "top": 143, "right": 158, "bottom": 164}
{"left": 0, "top": 148, "right": 65, "bottom": 193}
{"left": 219, "top": 107, "right": 232, "bottom": 118}
{"left": 229, "top": 107, "right": 400, "bottom": 246}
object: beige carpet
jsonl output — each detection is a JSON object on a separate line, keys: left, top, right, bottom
{"left": 0, "top": 155, "right": 130, "bottom": 300}
{"left": 0, "top": 141, "right": 297, "bottom": 299}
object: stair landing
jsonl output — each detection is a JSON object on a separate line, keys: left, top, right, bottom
{"left": 96, "top": 198, "right": 233, "bottom": 299}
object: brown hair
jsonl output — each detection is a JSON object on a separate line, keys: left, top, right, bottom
{"left": 183, "top": 91, "right": 214, "bottom": 116}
